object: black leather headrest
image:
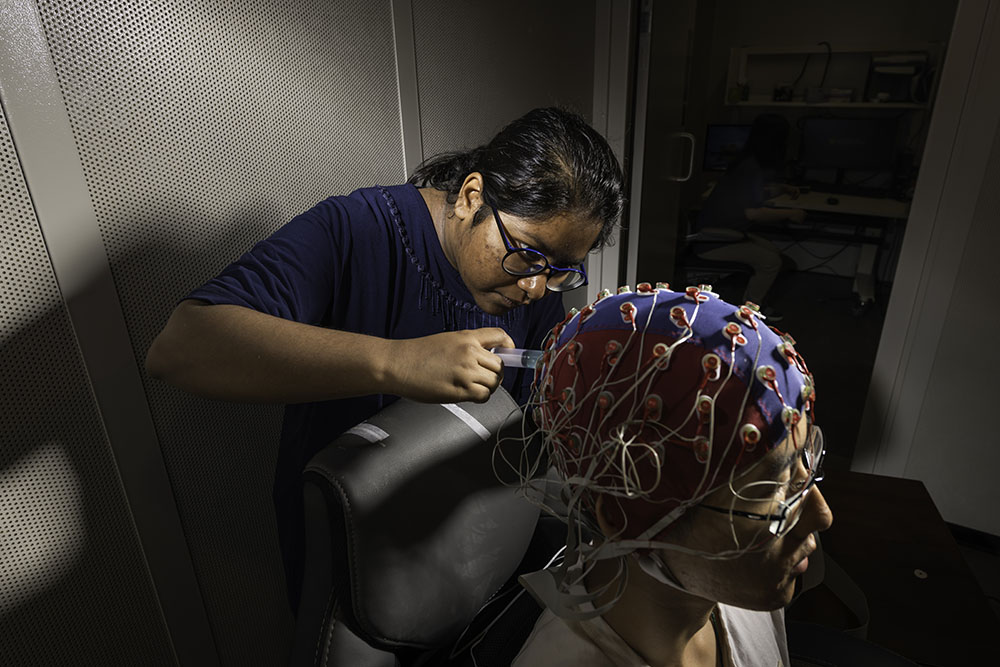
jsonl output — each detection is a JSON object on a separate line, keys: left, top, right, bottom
{"left": 302, "top": 388, "right": 538, "bottom": 651}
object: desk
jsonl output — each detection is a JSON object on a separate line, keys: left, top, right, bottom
{"left": 788, "top": 471, "right": 998, "bottom": 664}
{"left": 770, "top": 191, "right": 910, "bottom": 219}
{"left": 768, "top": 192, "right": 910, "bottom": 305}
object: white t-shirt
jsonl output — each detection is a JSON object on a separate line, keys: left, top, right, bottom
{"left": 512, "top": 599, "right": 789, "bottom": 667}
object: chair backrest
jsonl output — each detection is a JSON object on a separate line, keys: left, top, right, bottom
{"left": 291, "top": 389, "right": 540, "bottom": 666}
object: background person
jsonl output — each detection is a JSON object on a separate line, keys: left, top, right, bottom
{"left": 145, "top": 107, "right": 626, "bottom": 611}
{"left": 507, "top": 285, "right": 833, "bottom": 666}
{"left": 695, "top": 114, "right": 802, "bottom": 320}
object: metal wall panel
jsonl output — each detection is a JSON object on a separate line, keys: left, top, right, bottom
{"left": 0, "top": 103, "right": 175, "bottom": 665}
{"left": 412, "top": 0, "right": 597, "bottom": 159}
{"left": 27, "top": 0, "right": 405, "bottom": 662}
{"left": 5, "top": 0, "right": 603, "bottom": 661}
{"left": 902, "top": 95, "right": 1000, "bottom": 534}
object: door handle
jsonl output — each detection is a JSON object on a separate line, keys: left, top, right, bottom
{"left": 668, "top": 131, "right": 696, "bottom": 182}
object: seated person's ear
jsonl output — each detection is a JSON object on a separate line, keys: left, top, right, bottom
{"left": 594, "top": 494, "right": 629, "bottom": 540}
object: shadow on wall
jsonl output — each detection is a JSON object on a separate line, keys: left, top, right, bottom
{"left": 1, "top": 203, "right": 301, "bottom": 663}
{"left": 127, "top": 209, "right": 294, "bottom": 664}
{"left": 109, "top": 203, "right": 299, "bottom": 664}
{"left": 0, "top": 300, "right": 176, "bottom": 663}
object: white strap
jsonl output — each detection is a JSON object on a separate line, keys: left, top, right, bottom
{"left": 441, "top": 403, "right": 491, "bottom": 441}
{"left": 343, "top": 423, "right": 390, "bottom": 444}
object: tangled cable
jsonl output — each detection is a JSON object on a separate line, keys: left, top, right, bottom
{"left": 493, "top": 282, "right": 816, "bottom": 619}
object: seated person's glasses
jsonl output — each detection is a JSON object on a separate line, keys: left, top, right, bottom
{"left": 699, "top": 426, "right": 825, "bottom": 537}
{"left": 490, "top": 205, "right": 588, "bottom": 292}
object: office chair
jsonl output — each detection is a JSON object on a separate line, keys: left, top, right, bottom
{"left": 289, "top": 388, "right": 547, "bottom": 666}
{"left": 676, "top": 209, "right": 754, "bottom": 287}
{"left": 286, "top": 384, "right": 900, "bottom": 667}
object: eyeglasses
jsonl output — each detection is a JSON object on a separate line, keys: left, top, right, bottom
{"left": 490, "top": 205, "right": 588, "bottom": 292}
{"left": 699, "top": 426, "right": 825, "bottom": 537}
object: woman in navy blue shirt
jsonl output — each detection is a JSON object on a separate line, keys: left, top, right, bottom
{"left": 145, "top": 107, "right": 626, "bottom": 609}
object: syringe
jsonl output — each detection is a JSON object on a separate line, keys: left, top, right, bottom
{"left": 491, "top": 348, "right": 544, "bottom": 369}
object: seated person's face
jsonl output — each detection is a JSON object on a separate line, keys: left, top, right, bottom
{"left": 653, "top": 416, "right": 833, "bottom": 611}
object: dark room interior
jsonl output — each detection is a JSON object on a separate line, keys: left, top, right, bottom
{"left": 2, "top": 1, "right": 998, "bottom": 666}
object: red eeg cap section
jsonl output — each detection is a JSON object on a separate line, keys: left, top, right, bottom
{"left": 531, "top": 286, "right": 814, "bottom": 537}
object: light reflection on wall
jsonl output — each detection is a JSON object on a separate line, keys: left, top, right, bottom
{"left": 0, "top": 441, "right": 87, "bottom": 616}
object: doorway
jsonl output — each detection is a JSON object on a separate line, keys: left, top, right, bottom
{"left": 626, "top": 0, "right": 960, "bottom": 469}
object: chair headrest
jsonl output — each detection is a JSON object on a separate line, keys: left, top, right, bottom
{"left": 303, "top": 389, "right": 539, "bottom": 651}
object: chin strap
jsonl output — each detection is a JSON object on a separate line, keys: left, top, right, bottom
{"left": 519, "top": 537, "right": 691, "bottom": 621}
{"left": 517, "top": 525, "right": 630, "bottom": 621}
{"left": 518, "top": 560, "right": 627, "bottom": 621}
{"left": 632, "top": 550, "right": 689, "bottom": 593}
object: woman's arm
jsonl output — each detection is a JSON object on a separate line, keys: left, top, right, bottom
{"left": 764, "top": 183, "right": 800, "bottom": 199}
{"left": 145, "top": 300, "right": 515, "bottom": 404}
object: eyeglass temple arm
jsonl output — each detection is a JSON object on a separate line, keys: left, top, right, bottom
{"left": 698, "top": 504, "right": 784, "bottom": 522}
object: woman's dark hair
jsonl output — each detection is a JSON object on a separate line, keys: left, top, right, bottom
{"left": 734, "top": 113, "right": 790, "bottom": 171}
{"left": 407, "top": 107, "right": 625, "bottom": 250}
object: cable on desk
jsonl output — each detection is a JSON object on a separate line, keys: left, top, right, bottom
{"left": 777, "top": 239, "right": 850, "bottom": 260}
{"left": 817, "top": 41, "right": 832, "bottom": 88}
{"left": 777, "top": 240, "right": 853, "bottom": 273}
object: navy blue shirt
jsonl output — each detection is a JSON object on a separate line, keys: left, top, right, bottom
{"left": 188, "top": 183, "right": 564, "bottom": 607}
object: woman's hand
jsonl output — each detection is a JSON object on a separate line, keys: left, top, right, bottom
{"left": 388, "top": 328, "right": 516, "bottom": 404}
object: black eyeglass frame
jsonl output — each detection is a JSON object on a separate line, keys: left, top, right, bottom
{"left": 698, "top": 426, "right": 826, "bottom": 537}
{"left": 489, "top": 204, "right": 588, "bottom": 292}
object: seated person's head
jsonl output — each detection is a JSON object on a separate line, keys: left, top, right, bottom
{"left": 521, "top": 283, "right": 832, "bottom": 613}
{"left": 745, "top": 113, "right": 790, "bottom": 169}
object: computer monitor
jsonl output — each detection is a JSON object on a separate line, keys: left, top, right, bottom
{"left": 703, "top": 124, "right": 751, "bottom": 171}
{"left": 798, "top": 118, "right": 898, "bottom": 171}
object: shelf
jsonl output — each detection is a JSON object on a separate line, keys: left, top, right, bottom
{"left": 736, "top": 44, "right": 943, "bottom": 56}
{"left": 726, "top": 43, "right": 944, "bottom": 113}
{"left": 732, "top": 101, "right": 928, "bottom": 109}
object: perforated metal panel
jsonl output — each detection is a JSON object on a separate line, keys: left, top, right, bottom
{"left": 30, "top": 0, "right": 405, "bottom": 663}
{"left": 0, "top": 104, "right": 174, "bottom": 665}
{"left": 413, "top": 0, "right": 597, "bottom": 158}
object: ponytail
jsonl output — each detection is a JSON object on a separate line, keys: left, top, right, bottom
{"left": 409, "top": 150, "right": 480, "bottom": 193}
